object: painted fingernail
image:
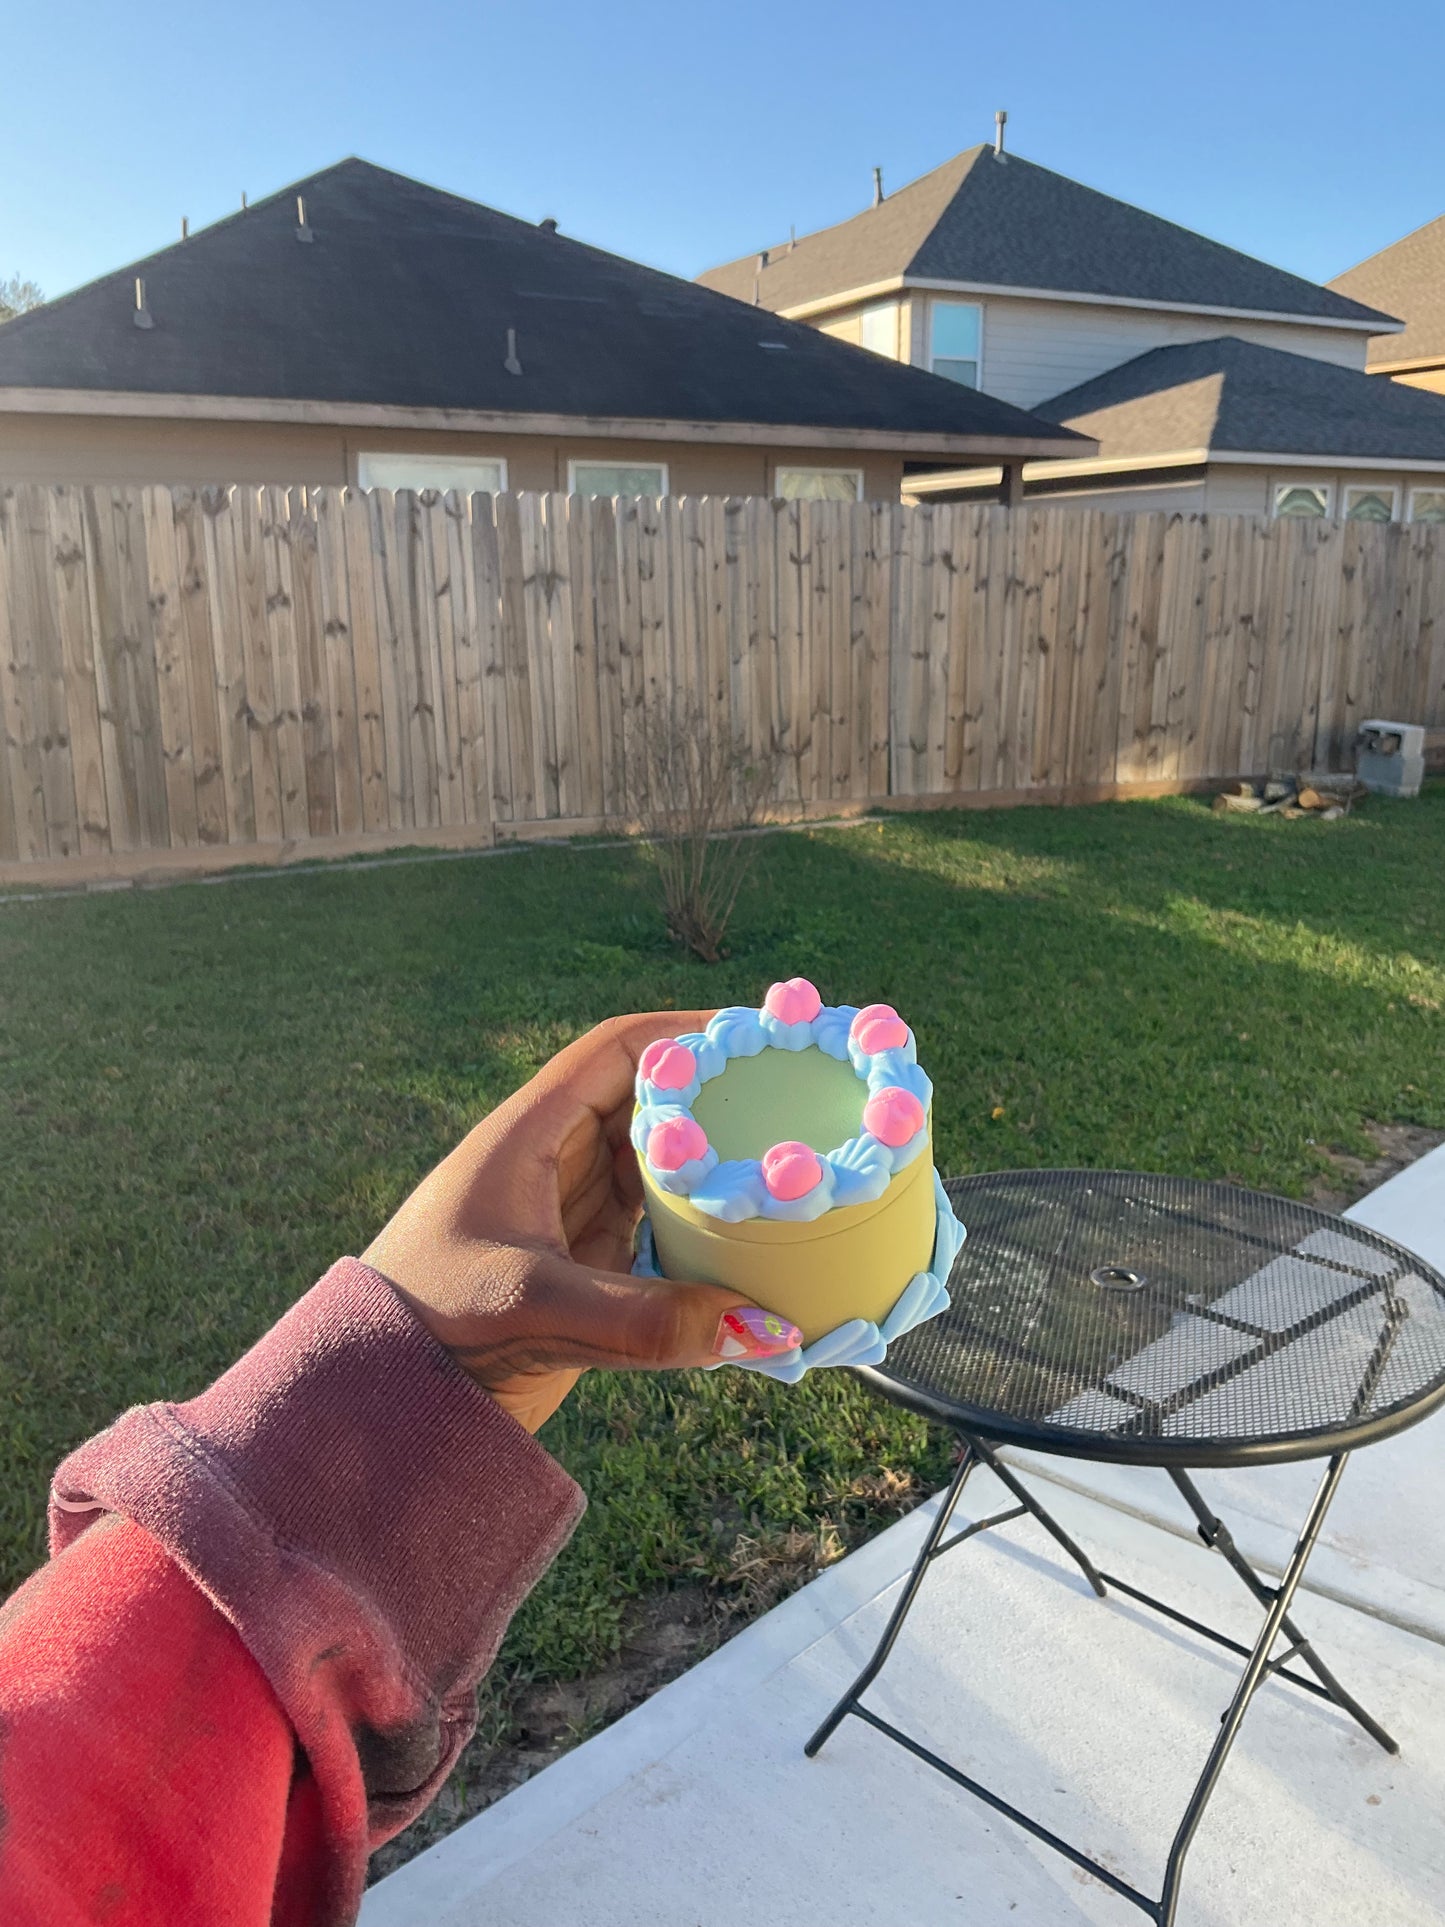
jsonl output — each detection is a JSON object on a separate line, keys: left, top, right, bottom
{"left": 714, "top": 1306, "right": 804, "bottom": 1360}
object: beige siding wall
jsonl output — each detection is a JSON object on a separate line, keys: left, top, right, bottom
{"left": 806, "top": 291, "right": 1371, "bottom": 409}
{"left": 1023, "top": 462, "right": 1445, "bottom": 521}
{"left": 1203, "top": 467, "right": 1272, "bottom": 517}
{"left": 816, "top": 299, "right": 910, "bottom": 360}
{"left": 0, "top": 412, "right": 906, "bottom": 499}
{"left": 969, "top": 296, "right": 1370, "bottom": 409}
{"left": 1210, "top": 463, "right": 1445, "bottom": 522}
{"left": 817, "top": 310, "right": 863, "bottom": 347}
{"left": 1034, "top": 477, "right": 1209, "bottom": 514}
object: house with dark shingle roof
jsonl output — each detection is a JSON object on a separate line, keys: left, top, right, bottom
{"left": 0, "top": 159, "right": 1088, "bottom": 500}
{"left": 1330, "top": 214, "right": 1445, "bottom": 398}
{"left": 700, "top": 136, "right": 1445, "bottom": 525}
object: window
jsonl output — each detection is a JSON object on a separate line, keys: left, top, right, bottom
{"left": 929, "top": 300, "right": 982, "bottom": 387}
{"left": 859, "top": 301, "right": 898, "bottom": 359}
{"left": 1343, "top": 484, "right": 1399, "bottom": 523}
{"left": 356, "top": 453, "right": 507, "bottom": 493}
{"left": 1273, "top": 482, "right": 1331, "bottom": 519}
{"left": 1409, "top": 487, "right": 1445, "bottom": 524}
{"left": 568, "top": 460, "right": 668, "bottom": 497}
{"left": 774, "top": 466, "right": 864, "bottom": 502}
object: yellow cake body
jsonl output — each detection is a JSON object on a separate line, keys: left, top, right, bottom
{"left": 640, "top": 1128, "right": 936, "bottom": 1344}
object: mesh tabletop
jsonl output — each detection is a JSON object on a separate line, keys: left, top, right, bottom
{"left": 865, "top": 1171, "right": 1445, "bottom": 1467}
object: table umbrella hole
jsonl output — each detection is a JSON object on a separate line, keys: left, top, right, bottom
{"left": 1090, "top": 1265, "right": 1147, "bottom": 1292}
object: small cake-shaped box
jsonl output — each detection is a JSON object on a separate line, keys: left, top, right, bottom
{"left": 631, "top": 979, "right": 959, "bottom": 1350}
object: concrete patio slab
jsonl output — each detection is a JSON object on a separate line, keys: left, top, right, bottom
{"left": 364, "top": 1148, "right": 1445, "bottom": 1926}
{"left": 364, "top": 1463, "right": 1445, "bottom": 1926}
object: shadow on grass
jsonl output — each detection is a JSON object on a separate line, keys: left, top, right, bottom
{"left": 1, "top": 794, "right": 1441, "bottom": 1666}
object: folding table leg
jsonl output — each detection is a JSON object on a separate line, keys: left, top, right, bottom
{"left": 1157, "top": 1452, "right": 1353, "bottom": 1927}
{"left": 804, "top": 1444, "right": 980, "bottom": 1758}
{"left": 1168, "top": 1466, "right": 1399, "bottom": 1756}
{"left": 969, "top": 1436, "right": 1108, "bottom": 1597}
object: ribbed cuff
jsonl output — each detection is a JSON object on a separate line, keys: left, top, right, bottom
{"left": 51, "top": 1259, "right": 585, "bottom": 1825}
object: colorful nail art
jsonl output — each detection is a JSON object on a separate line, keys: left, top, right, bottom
{"left": 714, "top": 1306, "right": 804, "bottom": 1360}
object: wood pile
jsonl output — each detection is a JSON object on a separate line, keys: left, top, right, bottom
{"left": 1212, "top": 773, "right": 1364, "bottom": 818}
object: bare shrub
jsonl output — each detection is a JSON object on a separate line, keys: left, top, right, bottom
{"left": 624, "top": 700, "right": 778, "bottom": 963}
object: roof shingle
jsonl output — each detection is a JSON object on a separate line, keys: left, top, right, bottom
{"left": 1330, "top": 216, "right": 1445, "bottom": 368}
{"left": 1035, "top": 335, "right": 1445, "bottom": 463}
{"left": 699, "top": 148, "right": 1396, "bottom": 329}
{"left": 0, "top": 160, "right": 1086, "bottom": 454}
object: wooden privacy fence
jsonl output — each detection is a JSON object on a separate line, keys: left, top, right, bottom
{"left": 2, "top": 483, "right": 1444, "bottom": 871}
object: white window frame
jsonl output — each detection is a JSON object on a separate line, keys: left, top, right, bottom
{"left": 1341, "top": 482, "right": 1401, "bottom": 524}
{"left": 927, "top": 297, "right": 984, "bottom": 389}
{"left": 772, "top": 465, "right": 865, "bottom": 502}
{"left": 1271, "top": 480, "right": 1333, "bottom": 521}
{"left": 1407, "top": 485, "right": 1445, "bottom": 524}
{"left": 356, "top": 452, "right": 508, "bottom": 493}
{"left": 567, "top": 459, "right": 669, "bottom": 498}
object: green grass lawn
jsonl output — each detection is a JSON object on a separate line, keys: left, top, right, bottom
{"left": 3, "top": 792, "right": 1443, "bottom": 1754}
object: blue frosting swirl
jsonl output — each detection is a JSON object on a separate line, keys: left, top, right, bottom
{"left": 634, "top": 989, "right": 928, "bottom": 1220}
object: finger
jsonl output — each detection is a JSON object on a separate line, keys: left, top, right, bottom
{"left": 517, "top": 1252, "right": 804, "bottom": 1374}
{"left": 524, "top": 1010, "right": 718, "bottom": 1120}
{"left": 452, "top": 1010, "right": 716, "bottom": 1177}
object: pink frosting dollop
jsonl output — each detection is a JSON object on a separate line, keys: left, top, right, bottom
{"left": 638, "top": 1038, "right": 697, "bottom": 1091}
{"left": 863, "top": 1086, "right": 926, "bottom": 1148}
{"left": 761, "top": 1140, "right": 824, "bottom": 1200}
{"left": 647, "top": 1115, "right": 709, "bottom": 1172}
{"left": 850, "top": 1002, "right": 909, "bottom": 1055}
{"left": 764, "top": 977, "right": 822, "bottom": 1027}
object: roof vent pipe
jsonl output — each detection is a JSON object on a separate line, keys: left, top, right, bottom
{"left": 133, "top": 277, "right": 153, "bottom": 330}
{"left": 872, "top": 166, "right": 884, "bottom": 206}
{"left": 295, "top": 195, "right": 313, "bottom": 242}
{"left": 181, "top": 216, "right": 189, "bottom": 240}
{"left": 504, "top": 327, "right": 523, "bottom": 375}
{"left": 994, "top": 109, "right": 1008, "bottom": 158}
{"left": 241, "top": 190, "right": 248, "bottom": 212}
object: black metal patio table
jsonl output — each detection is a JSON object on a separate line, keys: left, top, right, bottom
{"left": 806, "top": 1171, "right": 1445, "bottom": 1926}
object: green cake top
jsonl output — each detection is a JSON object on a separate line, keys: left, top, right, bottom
{"left": 629, "top": 978, "right": 933, "bottom": 1225}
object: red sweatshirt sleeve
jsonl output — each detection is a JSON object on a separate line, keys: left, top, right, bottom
{"left": 0, "top": 1258, "right": 586, "bottom": 1926}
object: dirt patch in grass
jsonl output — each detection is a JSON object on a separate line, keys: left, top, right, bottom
{"left": 1309, "top": 1121, "right": 1445, "bottom": 1214}
{"left": 369, "top": 1486, "right": 914, "bottom": 1882}
{"left": 368, "top": 1584, "right": 723, "bottom": 1882}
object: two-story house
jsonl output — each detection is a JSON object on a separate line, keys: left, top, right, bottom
{"left": 699, "top": 135, "right": 1445, "bottom": 526}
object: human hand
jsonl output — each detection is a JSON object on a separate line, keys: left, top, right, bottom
{"left": 362, "top": 1013, "right": 802, "bottom": 1431}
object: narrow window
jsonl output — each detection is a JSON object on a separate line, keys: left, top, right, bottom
{"left": 357, "top": 453, "right": 507, "bottom": 493}
{"left": 774, "top": 467, "right": 864, "bottom": 502}
{"left": 1408, "top": 488, "right": 1445, "bottom": 524}
{"left": 1272, "top": 482, "right": 1331, "bottom": 519}
{"left": 929, "top": 300, "right": 982, "bottom": 387}
{"left": 568, "top": 461, "right": 668, "bottom": 497}
{"left": 1342, "top": 485, "right": 1398, "bottom": 523}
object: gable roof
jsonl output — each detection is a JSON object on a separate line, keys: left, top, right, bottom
{"left": 698, "top": 147, "right": 1397, "bottom": 330}
{"left": 0, "top": 160, "right": 1087, "bottom": 458}
{"left": 1329, "top": 214, "right": 1445, "bottom": 368}
{"left": 1034, "top": 335, "right": 1445, "bottom": 463}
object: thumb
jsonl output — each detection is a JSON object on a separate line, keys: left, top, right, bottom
{"left": 534, "top": 1253, "right": 804, "bottom": 1371}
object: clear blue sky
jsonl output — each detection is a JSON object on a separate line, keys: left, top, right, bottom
{"left": 5, "top": 0, "right": 1444, "bottom": 304}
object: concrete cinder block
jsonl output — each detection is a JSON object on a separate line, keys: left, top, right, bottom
{"left": 1358, "top": 719, "right": 1426, "bottom": 797}
{"left": 1358, "top": 752, "right": 1425, "bottom": 798}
